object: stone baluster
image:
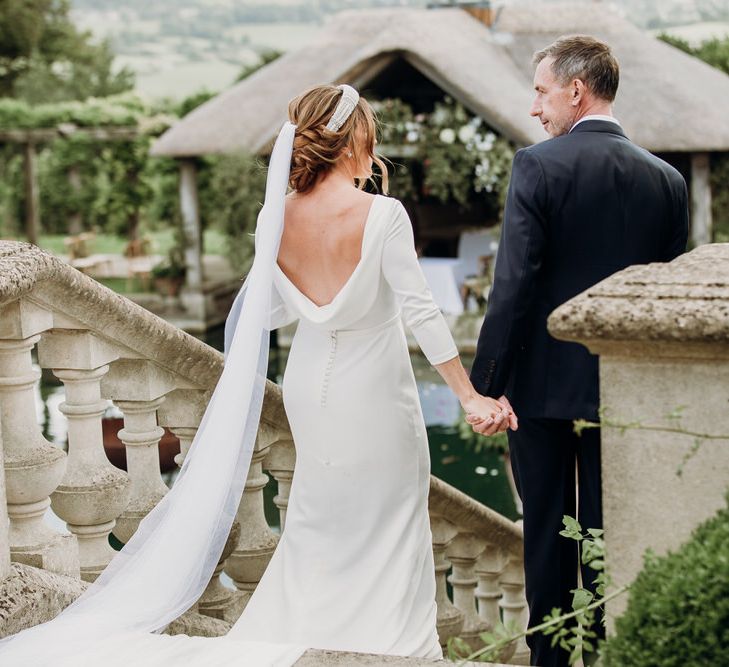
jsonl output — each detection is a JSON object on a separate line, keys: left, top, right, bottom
{"left": 101, "top": 359, "right": 180, "bottom": 543}
{"left": 157, "top": 387, "right": 246, "bottom": 621}
{"left": 0, "top": 299, "right": 78, "bottom": 576}
{"left": 196, "top": 521, "right": 247, "bottom": 623}
{"left": 446, "top": 531, "right": 488, "bottom": 650}
{"left": 475, "top": 542, "right": 505, "bottom": 629}
{"left": 157, "top": 388, "right": 208, "bottom": 469}
{"left": 430, "top": 513, "right": 464, "bottom": 646}
{"left": 111, "top": 398, "right": 167, "bottom": 542}
{"left": 224, "top": 424, "right": 279, "bottom": 598}
{"left": 264, "top": 437, "right": 296, "bottom": 531}
{"left": 500, "top": 556, "right": 530, "bottom": 665}
{"left": 38, "top": 330, "right": 131, "bottom": 581}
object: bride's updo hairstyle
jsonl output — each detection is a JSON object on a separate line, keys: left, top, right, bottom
{"left": 287, "top": 84, "right": 388, "bottom": 194}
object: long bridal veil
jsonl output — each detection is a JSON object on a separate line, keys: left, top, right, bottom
{"left": 0, "top": 123, "right": 304, "bottom": 665}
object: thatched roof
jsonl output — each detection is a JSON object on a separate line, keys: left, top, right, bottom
{"left": 151, "top": 3, "right": 729, "bottom": 158}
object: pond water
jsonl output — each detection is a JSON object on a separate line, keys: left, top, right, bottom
{"left": 34, "top": 327, "right": 519, "bottom": 541}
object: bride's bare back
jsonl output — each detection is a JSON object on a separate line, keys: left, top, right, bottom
{"left": 277, "top": 187, "right": 377, "bottom": 307}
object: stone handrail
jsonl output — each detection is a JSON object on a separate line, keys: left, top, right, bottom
{"left": 0, "top": 240, "right": 527, "bottom": 664}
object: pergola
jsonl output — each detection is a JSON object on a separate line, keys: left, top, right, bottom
{"left": 0, "top": 125, "right": 140, "bottom": 245}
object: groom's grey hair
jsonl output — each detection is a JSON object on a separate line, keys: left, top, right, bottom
{"left": 533, "top": 35, "right": 620, "bottom": 102}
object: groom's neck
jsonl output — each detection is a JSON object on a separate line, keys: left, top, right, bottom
{"left": 572, "top": 98, "right": 615, "bottom": 125}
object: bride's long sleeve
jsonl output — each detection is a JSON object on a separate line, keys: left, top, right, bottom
{"left": 382, "top": 200, "right": 458, "bottom": 366}
{"left": 224, "top": 277, "right": 297, "bottom": 358}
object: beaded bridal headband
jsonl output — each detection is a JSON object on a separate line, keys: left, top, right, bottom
{"left": 325, "top": 84, "right": 360, "bottom": 132}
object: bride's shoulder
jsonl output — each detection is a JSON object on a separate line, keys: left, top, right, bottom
{"left": 373, "top": 194, "right": 408, "bottom": 218}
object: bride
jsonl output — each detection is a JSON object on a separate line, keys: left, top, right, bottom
{"left": 0, "top": 84, "right": 512, "bottom": 666}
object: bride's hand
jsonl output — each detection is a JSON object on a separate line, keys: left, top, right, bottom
{"left": 462, "top": 394, "right": 507, "bottom": 436}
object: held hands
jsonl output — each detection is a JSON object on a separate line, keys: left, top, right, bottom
{"left": 463, "top": 394, "right": 518, "bottom": 436}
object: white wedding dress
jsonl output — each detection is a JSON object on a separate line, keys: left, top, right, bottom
{"left": 228, "top": 194, "right": 456, "bottom": 658}
{"left": 0, "top": 194, "right": 456, "bottom": 665}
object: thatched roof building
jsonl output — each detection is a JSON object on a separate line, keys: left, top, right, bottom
{"left": 152, "top": 3, "right": 729, "bottom": 157}
{"left": 153, "top": 2, "right": 729, "bottom": 290}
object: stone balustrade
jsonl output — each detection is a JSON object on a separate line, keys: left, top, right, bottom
{"left": 0, "top": 240, "right": 527, "bottom": 664}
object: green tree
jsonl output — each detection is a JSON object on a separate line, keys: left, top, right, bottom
{"left": 0, "top": 0, "right": 134, "bottom": 102}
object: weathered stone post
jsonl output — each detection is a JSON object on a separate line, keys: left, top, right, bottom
{"left": 100, "top": 359, "right": 179, "bottom": 543}
{"left": 430, "top": 513, "right": 464, "bottom": 645}
{"left": 223, "top": 423, "right": 279, "bottom": 597}
{"left": 548, "top": 244, "right": 729, "bottom": 622}
{"left": 446, "top": 531, "right": 488, "bottom": 649}
{"left": 264, "top": 438, "right": 296, "bottom": 531}
{"left": 0, "top": 299, "right": 77, "bottom": 576}
{"left": 38, "top": 331, "right": 132, "bottom": 581}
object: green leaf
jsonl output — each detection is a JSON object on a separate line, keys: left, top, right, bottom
{"left": 572, "top": 587, "right": 594, "bottom": 610}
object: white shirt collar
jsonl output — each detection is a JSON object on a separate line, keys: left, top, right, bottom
{"left": 569, "top": 115, "right": 621, "bottom": 132}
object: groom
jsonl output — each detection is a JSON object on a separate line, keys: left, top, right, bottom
{"left": 469, "top": 36, "right": 688, "bottom": 666}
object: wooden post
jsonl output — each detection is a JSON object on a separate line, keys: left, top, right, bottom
{"left": 178, "top": 159, "right": 203, "bottom": 291}
{"left": 23, "top": 143, "right": 40, "bottom": 245}
{"left": 67, "top": 165, "right": 83, "bottom": 236}
{"left": 690, "top": 152, "right": 712, "bottom": 247}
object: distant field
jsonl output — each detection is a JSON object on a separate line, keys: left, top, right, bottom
{"left": 134, "top": 60, "right": 243, "bottom": 99}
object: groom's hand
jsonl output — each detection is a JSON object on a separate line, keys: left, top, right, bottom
{"left": 498, "top": 395, "right": 518, "bottom": 431}
{"left": 466, "top": 394, "right": 518, "bottom": 435}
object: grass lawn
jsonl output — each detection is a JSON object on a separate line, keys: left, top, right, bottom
{"left": 4, "top": 228, "right": 229, "bottom": 258}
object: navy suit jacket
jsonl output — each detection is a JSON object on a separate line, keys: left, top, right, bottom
{"left": 470, "top": 120, "right": 689, "bottom": 421}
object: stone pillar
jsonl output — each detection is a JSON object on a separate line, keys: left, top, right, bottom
{"left": 430, "top": 513, "right": 464, "bottom": 645}
{"left": 223, "top": 424, "right": 279, "bottom": 596}
{"left": 264, "top": 437, "right": 296, "bottom": 531}
{"left": 38, "top": 331, "right": 131, "bottom": 581}
{"left": 23, "top": 143, "right": 40, "bottom": 245}
{"left": 690, "top": 152, "right": 712, "bottom": 247}
{"left": 179, "top": 159, "right": 203, "bottom": 292}
{"left": 548, "top": 244, "right": 729, "bottom": 623}
{"left": 0, "top": 416, "right": 11, "bottom": 582}
{"left": 446, "top": 531, "right": 488, "bottom": 650}
{"left": 0, "top": 299, "right": 78, "bottom": 576}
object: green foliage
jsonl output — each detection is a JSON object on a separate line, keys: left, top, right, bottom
{"left": 0, "top": 93, "right": 160, "bottom": 129}
{"left": 0, "top": 0, "right": 134, "bottom": 102}
{"left": 448, "top": 515, "right": 617, "bottom": 665}
{"left": 604, "top": 498, "right": 729, "bottom": 667}
{"left": 206, "top": 152, "right": 267, "bottom": 273}
{"left": 659, "top": 33, "right": 729, "bottom": 76}
{"left": 658, "top": 33, "right": 729, "bottom": 241}
{"left": 373, "top": 97, "right": 514, "bottom": 213}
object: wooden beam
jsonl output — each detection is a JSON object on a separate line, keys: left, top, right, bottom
{"left": 690, "top": 152, "right": 712, "bottom": 247}
{"left": 23, "top": 143, "right": 40, "bottom": 245}
{"left": 0, "top": 126, "right": 139, "bottom": 145}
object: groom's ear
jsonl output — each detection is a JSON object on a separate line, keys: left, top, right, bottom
{"left": 570, "top": 78, "right": 587, "bottom": 106}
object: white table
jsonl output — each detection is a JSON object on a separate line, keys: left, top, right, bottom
{"left": 418, "top": 257, "right": 465, "bottom": 315}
